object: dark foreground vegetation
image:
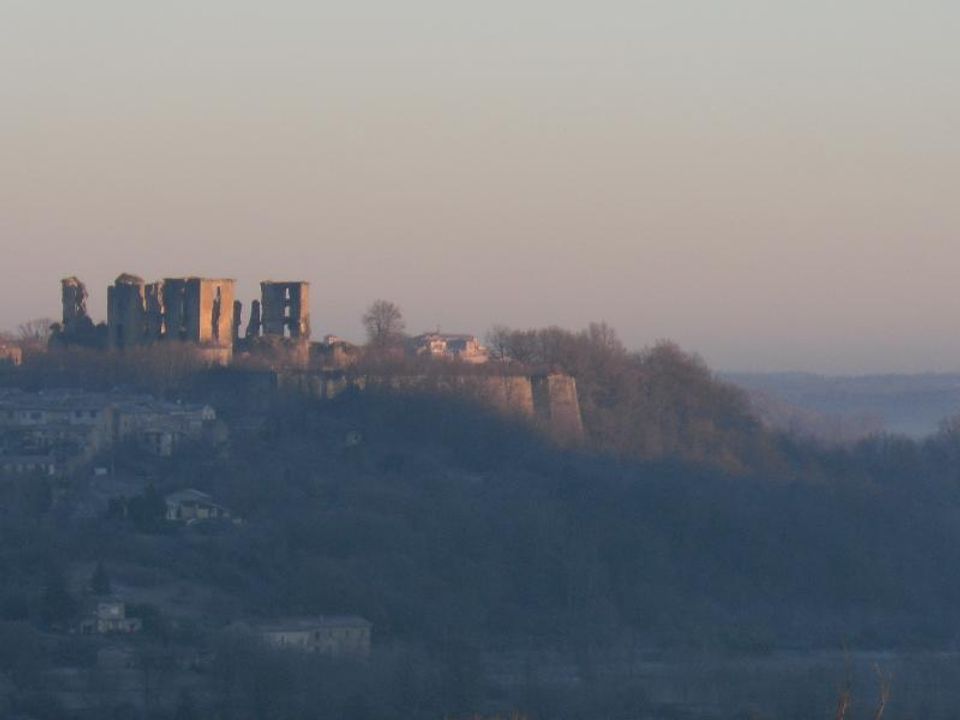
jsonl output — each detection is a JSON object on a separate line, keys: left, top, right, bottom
{"left": 4, "top": 326, "right": 960, "bottom": 718}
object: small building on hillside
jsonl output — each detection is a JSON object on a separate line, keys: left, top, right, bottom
{"left": 0, "top": 389, "right": 218, "bottom": 472}
{"left": 0, "top": 389, "right": 116, "bottom": 469}
{"left": 114, "top": 397, "right": 217, "bottom": 456}
{"left": 80, "top": 601, "right": 142, "bottom": 635}
{"left": 0, "top": 453, "right": 56, "bottom": 476}
{"left": 0, "top": 343, "right": 22, "bottom": 367}
{"left": 310, "top": 335, "right": 361, "bottom": 370}
{"left": 165, "top": 488, "right": 232, "bottom": 524}
{"left": 411, "top": 333, "right": 488, "bottom": 364}
{"left": 258, "top": 616, "right": 372, "bottom": 658}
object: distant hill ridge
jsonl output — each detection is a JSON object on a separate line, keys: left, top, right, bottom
{"left": 725, "top": 371, "right": 960, "bottom": 439}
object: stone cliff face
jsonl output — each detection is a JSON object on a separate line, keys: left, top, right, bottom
{"left": 275, "top": 371, "right": 584, "bottom": 445}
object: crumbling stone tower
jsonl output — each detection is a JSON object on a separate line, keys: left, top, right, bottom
{"left": 161, "top": 277, "right": 235, "bottom": 346}
{"left": 61, "top": 277, "right": 89, "bottom": 329}
{"left": 54, "top": 276, "right": 103, "bottom": 347}
{"left": 260, "top": 282, "right": 310, "bottom": 339}
{"left": 106, "top": 274, "right": 235, "bottom": 359}
{"left": 107, "top": 274, "right": 148, "bottom": 349}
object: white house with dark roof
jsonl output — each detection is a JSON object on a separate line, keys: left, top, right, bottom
{"left": 165, "top": 488, "right": 233, "bottom": 524}
{"left": 79, "top": 600, "right": 142, "bottom": 635}
{"left": 411, "top": 333, "right": 488, "bottom": 364}
{"left": 257, "top": 616, "right": 372, "bottom": 657}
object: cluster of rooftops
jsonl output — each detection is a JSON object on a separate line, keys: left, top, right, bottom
{"left": 0, "top": 388, "right": 217, "bottom": 475}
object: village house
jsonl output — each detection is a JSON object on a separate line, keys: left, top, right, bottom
{"left": 114, "top": 397, "right": 216, "bottom": 457}
{"left": 0, "top": 342, "right": 22, "bottom": 367}
{"left": 165, "top": 488, "right": 233, "bottom": 524}
{"left": 0, "top": 453, "right": 56, "bottom": 476}
{"left": 257, "top": 616, "right": 372, "bottom": 658}
{"left": 0, "top": 389, "right": 115, "bottom": 473}
{"left": 0, "top": 389, "right": 218, "bottom": 474}
{"left": 411, "top": 333, "right": 489, "bottom": 364}
{"left": 79, "top": 601, "right": 142, "bottom": 635}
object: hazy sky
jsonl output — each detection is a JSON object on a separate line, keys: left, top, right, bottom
{"left": 2, "top": 1, "right": 959, "bottom": 373}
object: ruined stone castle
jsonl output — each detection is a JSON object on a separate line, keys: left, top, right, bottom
{"left": 49, "top": 274, "right": 584, "bottom": 443}
{"left": 56, "top": 274, "right": 313, "bottom": 366}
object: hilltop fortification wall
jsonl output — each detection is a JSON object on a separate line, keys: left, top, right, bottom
{"left": 275, "top": 371, "right": 583, "bottom": 445}
{"left": 532, "top": 373, "right": 585, "bottom": 444}
{"left": 45, "top": 274, "right": 586, "bottom": 444}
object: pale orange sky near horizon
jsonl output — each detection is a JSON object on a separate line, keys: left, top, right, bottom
{"left": 2, "top": 1, "right": 959, "bottom": 373}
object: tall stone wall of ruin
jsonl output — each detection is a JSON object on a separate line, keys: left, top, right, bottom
{"left": 99, "top": 274, "right": 235, "bottom": 363}
{"left": 161, "top": 279, "right": 197, "bottom": 341}
{"left": 532, "top": 373, "right": 585, "bottom": 445}
{"left": 449, "top": 375, "right": 536, "bottom": 418}
{"left": 261, "top": 281, "right": 310, "bottom": 339}
{"left": 196, "top": 279, "right": 235, "bottom": 346}
{"left": 107, "top": 275, "right": 147, "bottom": 349}
{"left": 161, "top": 278, "right": 234, "bottom": 347}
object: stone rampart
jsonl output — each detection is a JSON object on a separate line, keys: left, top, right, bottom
{"left": 276, "top": 370, "right": 583, "bottom": 444}
{"left": 532, "top": 373, "right": 585, "bottom": 445}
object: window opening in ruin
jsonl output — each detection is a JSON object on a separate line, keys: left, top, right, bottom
{"left": 172, "top": 287, "right": 187, "bottom": 341}
{"left": 212, "top": 286, "right": 222, "bottom": 340}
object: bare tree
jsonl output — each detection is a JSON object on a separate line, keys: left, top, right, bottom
{"left": 362, "top": 299, "right": 406, "bottom": 350}
{"left": 17, "top": 317, "right": 56, "bottom": 355}
{"left": 18, "top": 318, "right": 54, "bottom": 343}
{"left": 586, "top": 321, "right": 625, "bottom": 356}
{"left": 485, "top": 325, "right": 513, "bottom": 362}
